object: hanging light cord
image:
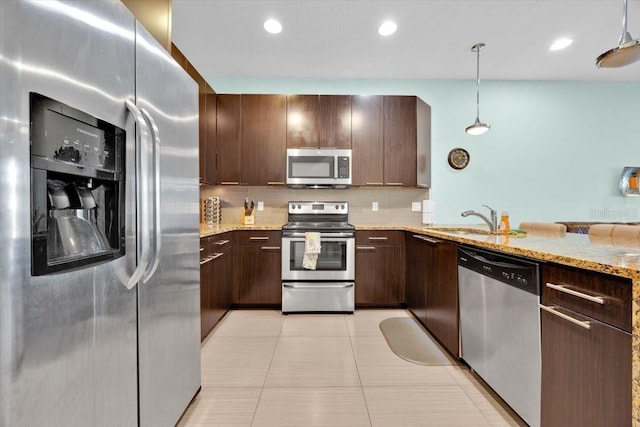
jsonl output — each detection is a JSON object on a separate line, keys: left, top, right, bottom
{"left": 475, "top": 45, "right": 481, "bottom": 120}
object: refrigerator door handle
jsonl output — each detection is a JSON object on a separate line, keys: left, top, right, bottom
{"left": 124, "top": 99, "right": 152, "bottom": 289}
{"left": 140, "top": 107, "right": 162, "bottom": 280}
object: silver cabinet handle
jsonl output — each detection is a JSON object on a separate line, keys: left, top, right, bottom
{"left": 267, "top": 181, "right": 285, "bottom": 185}
{"left": 356, "top": 246, "right": 376, "bottom": 250}
{"left": 283, "top": 283, "right": 354, "bottom": 289}
{"left": 545, "top": 282, "right": 605, "bottom": 305}
{"left": 261, "top": 246, "right": 280, "bottom": 250}
{"left": 412, "top": 234, "right": 439, "bottom": 244}
{"left": 385, "top": 182, "right": 403, "bottom": 186}
{"left": 200, "top": 247, "right": 204, "bottom": 252}
{"left": 211, "top": 252, "right": 224, "bottom": 260}
{"left": 140, "top": 107, "right": 162, "bottom": 281}
{"left": 368, "top": 236, "right": 388, "bottom": 241}
{"left": 124, "top": 99, "right": 151, "bottom": 290}
{"left": 540, "top": 304, "right": 591, "bottom": 330}
{"left": 220, "top": 181, "right": 240, "bottom": 185}
{"left": 215, "top": 239, "right": 230, "bottom": 246}
{"left": 365, "top": 182, "right": 384, "bottom": 186}
{"left": 200, "top": 256, "right": 214, "bottom": 265}
{"left": 250, "top": 236, "right": 269, "bottom": 241}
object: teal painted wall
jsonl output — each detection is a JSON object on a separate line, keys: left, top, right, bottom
{"left": 210, "top": 77, "right": 640, "bottom": 226}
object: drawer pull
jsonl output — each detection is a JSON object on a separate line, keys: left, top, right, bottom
{"left": 250, "top": 236, "right": 269, "bottom": 241}
{"left": 545, "top": 282, "right": 605, "bottom": 305}
{"left": 220, "top": 181, "right": 240, "bottom": 185}
{"left": 199, "top": 256, "right": 214, "bottom": 265}
{"left": 540, "top": 304, "right": 591, "bottom": 330}
{"left": 385, "top": 182, "right": 403, "bottom": 186}
{"left": 200, "top": 247, "right": 204, "bottom": 252}
{"left": 365, "top": 182, "right": 384, "bottom": 186}
{"left": 215, "top": 239, "right": 230, "bottom": 246}
{"left": 368, "top": 236, "right": 388, "bottom": 241}
{"left": 211, "top": 253, "right": 224, "bottom": 260}
{"left": 356, "top": 246, "right": 376, "bottom": 250}
{"left": 267, "top": 181, "right": 285, "bottom": 185}
{"left": 412, "top": 234, "right": 439, "bottom": 244}
{"left": 261, "top": 246, "right": 280, "bottom": 250}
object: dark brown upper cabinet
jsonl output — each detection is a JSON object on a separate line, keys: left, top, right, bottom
{"left": 318, "top": 95, "right": 351, "bottom": 149}
{"left": 383, "top": 96, "right": 431, "bottom": 188}
{"left": 241, "top": 95, "right": 287, "bottom": 185}
{"left": 286, "top": 95, "right": 318, "bottom": 148}
{"left": 215, "top": 94, "right": 242, "bottom": 185}
{"left": 352, "top": 95, "right": 384, "bottom": 186}
{"left": 286, "top": 95, "right": 352, "bottom": 149}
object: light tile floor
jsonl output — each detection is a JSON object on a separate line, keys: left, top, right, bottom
{"left": 177, "top": 309, "right": 526, "bottom": 427}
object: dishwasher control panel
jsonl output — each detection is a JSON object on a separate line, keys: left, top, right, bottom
{"left": 458, "top": 246, "right": 540, "bottom": 295}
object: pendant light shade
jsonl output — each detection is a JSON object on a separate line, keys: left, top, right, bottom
{"left": 596, "top": 0, "right": 640, "bottom": 67}
{"left": 466, "top": 43, "right": 490, "bottom": 135}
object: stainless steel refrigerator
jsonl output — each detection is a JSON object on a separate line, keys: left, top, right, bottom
{"left": 0, "top": 1, "right": 201, "bottom": 426}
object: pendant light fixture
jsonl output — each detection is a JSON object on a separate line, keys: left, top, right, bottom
{"left": 466, "top": 43, "right": 490, "bottom": 135}
{"left": 596, "top": 0, "right": 640, "bottom": 67}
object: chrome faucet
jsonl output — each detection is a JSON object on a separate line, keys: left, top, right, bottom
{"left": 461, "top": 205, "right": 498, "bottom": 233}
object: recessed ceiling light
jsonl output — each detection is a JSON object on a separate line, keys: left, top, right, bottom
{"left": 549, "top": 37, "right": 573, "bottom": 51}
{"left": 264, "top": 19, "right": 282, "bottom": 34}
{"left": 378, "top": 21, "right": 397, "bottom": 36}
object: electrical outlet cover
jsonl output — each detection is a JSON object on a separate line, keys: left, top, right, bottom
{"left": 372, "top": 202, "right": 379, "bottom": 212}
{"left": 257, "top": 201, "right": 264, "bottom": 211}
{"left": 411, "top": 202, "right": 421, "bottom": 212}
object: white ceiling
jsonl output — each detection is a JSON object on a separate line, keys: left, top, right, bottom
{"left": 171, "top": 0, "right": 640, "bottom": 83}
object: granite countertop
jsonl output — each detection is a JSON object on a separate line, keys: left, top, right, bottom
{"left": 200, "top": 223, "right": 640, "bottom": 279}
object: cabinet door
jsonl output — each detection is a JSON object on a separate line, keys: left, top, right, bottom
{"left": 199, "top": 257, "right": 212, "bottom": 341}
{"left": 216, "top": 94, "right": 242, "bottom": 185}
{"left": 242, "top": 95, "right": 287, "bottom": 185}
{"left": 540, "top": 306, "right": 631, "bottom": 426}
{"left": 210, "top": 246, "right": 232, "bottom": 326}
{"left": 204, "top": 88, "right": 217, "bottom": 185}
{"left": 405, "top": 233, "right": 430, "bottom": 325}
{"left": 384, "top": 96, "right": 417, "bottom": 186}
{"left": 425, "top": 240, "right": 459, "bottom": 356}
{"left": 286, "top": 95, "right": 318, "bottom": 148}
{"left": 258, "top": 246, "right": 282, "bottom": 305}
{"left": 352, "top": 95, "right": 383, "bottom": 186}
{"left": 355, "top": 246, "right": 383, "bottom": 304}
{"left": 318, "top": 95, "right": 351, "bottom": 149}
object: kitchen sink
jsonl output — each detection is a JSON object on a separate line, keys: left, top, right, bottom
{"left": 429, "top": 227, "right": 491, "bottom": 236}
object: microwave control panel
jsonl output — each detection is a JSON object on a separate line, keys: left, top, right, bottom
{"left": 337, "top": 156, "right": 350, "bottom": 178}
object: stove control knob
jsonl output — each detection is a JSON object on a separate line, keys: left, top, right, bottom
{"left": 335, "top": 204, "right": 339, "bottom": 210}
{"left": 341, "top": 204, "right": 345, "bottom": 210}
{"left": 297, "top": 204, "right": 302, "bottom": 210}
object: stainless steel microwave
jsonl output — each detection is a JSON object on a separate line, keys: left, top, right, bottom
{"left": 286, "top": 148, "right": 352, "bottom": 188}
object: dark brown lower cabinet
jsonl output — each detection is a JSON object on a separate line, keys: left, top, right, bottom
{"left": 234, "top": 231, "right": 281, "bottom": 306}
{"left": 355, "top": 231, "right": 404, "bottom": 306}
{"left": 404, "top": 233, "right": 459, "bottom": 357}
{"left": 540, "top": 306, "right": 631, "bottom": 426}
{"left": 200, "top": 234, "right": 233, "bottom": 341}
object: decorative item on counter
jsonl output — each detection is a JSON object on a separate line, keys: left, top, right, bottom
{"left": 202, "top": 196, "right": 221, "bottom": 225}
{"left": 422, "top": 200, "right": 435, "bottom": 225}
{"left": 499, "top": 211, "right": 510, "bottom": 234}
{"left": 508, "top": 229, "right": 527, "bottom": 238}
{"left": 619, "top": 166, "right": 640, "bottom": 196}
{"left": 242, "top": 197, "right": 255, "bottom": 225}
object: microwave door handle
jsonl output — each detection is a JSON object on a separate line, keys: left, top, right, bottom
{"left": 334, "top": 157, "right": 338, "bottom": 179}
{"left": 124, "top": 99, "right": 151, "bottom": 290}
{"left": 139, "top": 107, "right": 162, "bottom": 281}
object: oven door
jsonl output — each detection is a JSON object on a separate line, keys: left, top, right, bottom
{"left": 281, "top": 233, "right": 355, "bottom": 281}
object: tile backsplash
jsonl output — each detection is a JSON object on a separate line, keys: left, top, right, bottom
{"left": 200, "top": 185, "right": 430, "bottom": 226}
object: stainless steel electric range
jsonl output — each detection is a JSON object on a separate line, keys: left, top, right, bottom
{"left": 281, "top": 201, "right": 355, "bottom": 313}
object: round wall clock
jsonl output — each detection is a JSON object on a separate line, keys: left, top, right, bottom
{"left": 448, "top": 148, "right": 470, "bottom": 170}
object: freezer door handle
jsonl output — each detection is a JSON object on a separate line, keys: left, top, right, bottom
{"left": 140, "top": 107, "right": 162, "bottom": 281}
{"left": 124, "top": 99, "right": 152, "bottom": 289}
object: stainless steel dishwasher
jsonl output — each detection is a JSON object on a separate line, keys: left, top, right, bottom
{"left": 458, "top": 246, "right": 541, "bottom": 427}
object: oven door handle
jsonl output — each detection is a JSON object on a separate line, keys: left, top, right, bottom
{"left": 283, "top": 283, "right": 354, "bottom": 289}
{"left": 283, "top": 232, "right": 354, "bottom": 238}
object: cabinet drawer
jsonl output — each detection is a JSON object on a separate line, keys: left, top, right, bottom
{"left": 236, "top": 230, "right": 281, "bottom": 246}
{"left": 356, "top": 230, "right": 403, "bottom": 245}
{"left": 542, "top": 263, "right": 631, "bottom": 332}
{"left": 201, "top": 232, "right": 233, "bottom": 258}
